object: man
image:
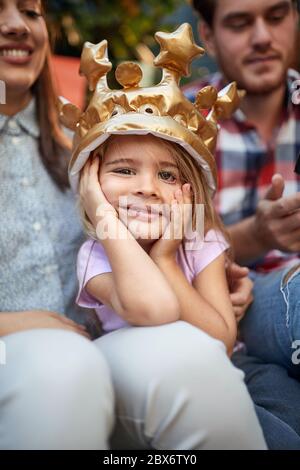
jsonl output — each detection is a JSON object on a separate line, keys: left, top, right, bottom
{"left": 187, "top": 0, "right": 300, "bottom": 449}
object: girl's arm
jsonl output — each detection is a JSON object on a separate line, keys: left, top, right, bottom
{"left": 86, "top": 214, "right": 180, "bottom": 326}
{"left": 80, "top": 159, "right": 180, "bottom": 326}
{"left": 153, "top": 253, "right": 237, "bottom": 356}
{"left": 149, "top": 186, "right": 236, "bottom": 355}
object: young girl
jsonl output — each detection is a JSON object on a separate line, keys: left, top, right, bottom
{"left": 77, "top": 133, "right": 237, "bottom": 356}
{"left": 61, "top": 24, "right": 267, "bottom": 449}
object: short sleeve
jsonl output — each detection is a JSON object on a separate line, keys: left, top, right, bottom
{"left": 192, "top": 230, "right": 229, "bottom": 277}
{"left": 76, "top": 239, "right": 112, "bottom": 309}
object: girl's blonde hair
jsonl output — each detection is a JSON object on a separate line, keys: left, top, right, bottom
{"left": 78, "top": 135, "right": 231, "bottom": 255}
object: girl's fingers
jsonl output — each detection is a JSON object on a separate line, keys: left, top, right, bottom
{"left": 171, "top": 198, "right": 183, "bottom": 239}
{"left": 182, "top": 183, "right": 192, "bottom": 205}
{"left": 79, "top": 158, "right": 91, "bottom": 191}
{"left": 175, "top": 188, "right": 183, "bottom": 204}
{"left": 181, "top": 184, "right": 192, "bottom": 237}
{"left": 89, "top": 156, "right": 100, "bottom": 179}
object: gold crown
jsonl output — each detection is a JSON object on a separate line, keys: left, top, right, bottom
{"left": 59, "top": 23, "right": 241, "bottom": 195}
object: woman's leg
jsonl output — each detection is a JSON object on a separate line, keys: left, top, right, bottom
{"left": 240, "top": 265, "right": 300, "bottom": 379}
{"left": 95, "top": 321, "right": 267, "bottom": 450}
{"left": 0, "top": 329, "right": 114, "bottom": 449}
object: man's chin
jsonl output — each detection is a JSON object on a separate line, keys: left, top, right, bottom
{"left": 237, "top": 67, "right": 287, "bottom": 95}
{"left": 238, "top": 72, "right": 286, "bottom": 95}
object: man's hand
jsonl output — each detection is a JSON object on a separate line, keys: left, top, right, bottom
{"left": 226, "top": 262, "right": 254, "bottom": 324}
{"left": 0, "top": 311, "right": 90, "bottom": 339}
{"left": 254, "top": 174, "right": 300, "bottom": 253}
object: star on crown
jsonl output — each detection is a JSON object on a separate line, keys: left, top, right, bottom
{"left": 154, "top": 23, "right": 204, "bottom": 77}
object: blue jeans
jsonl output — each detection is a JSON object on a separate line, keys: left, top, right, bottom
{"left": 240, "top": 265, "right": 300, "bottom": 379}
{"left": 232, "top": 350, "right": 300, "bottom": 449}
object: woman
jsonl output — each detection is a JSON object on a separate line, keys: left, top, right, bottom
{"left": 0, "top": 0, "right": 114, "bottom": 449}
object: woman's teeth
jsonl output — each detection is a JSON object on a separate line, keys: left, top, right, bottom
{"left": 0, "top": 49, "right": 31, "bottom": 57}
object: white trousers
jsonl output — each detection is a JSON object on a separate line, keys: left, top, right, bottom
{"left": 0, "top": 329, "right": 114, "bottom": 450}
{"left": 0, "top": 322, "right": 267, "bottom": 449}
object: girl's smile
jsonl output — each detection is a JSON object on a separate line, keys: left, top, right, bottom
{"left": 99, "top": 134, "right": 183, "bottom": 243}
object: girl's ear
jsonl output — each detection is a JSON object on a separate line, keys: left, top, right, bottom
{"left": 198, "top": 20, "right": 217, "bottom": 59}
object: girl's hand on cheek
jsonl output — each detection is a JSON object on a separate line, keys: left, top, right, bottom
{"left": 150, "top": 184, "right": 192, "bottom": 262}
{"left": 79, "top": 157, "right": 117, "bottom": 228}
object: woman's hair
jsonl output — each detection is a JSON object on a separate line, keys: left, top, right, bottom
{"left": 32, "top": 1, "right": 72, "bottom": 191}
{"left": 78, "top": 135, "right": 231, "bottom": 256}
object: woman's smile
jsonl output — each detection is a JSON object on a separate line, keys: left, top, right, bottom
{"left": 0, "top": 43, "right": 34, "bottom": 64}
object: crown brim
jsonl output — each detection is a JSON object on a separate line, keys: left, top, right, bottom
{"left": 69, "top": 113, "right": 217, "bottom": 196}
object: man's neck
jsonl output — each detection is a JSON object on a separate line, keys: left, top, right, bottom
{"left": 0, "top": 90, "right": 32, "bottom": 117}
{"left": 239, "top": 85, "right": 286, "bottom": 144}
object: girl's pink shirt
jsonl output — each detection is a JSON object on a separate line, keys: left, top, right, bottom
{"left": 76, "top": 230, "right": 229, "bottom": 333}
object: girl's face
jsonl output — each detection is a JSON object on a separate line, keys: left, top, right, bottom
{"left": 0, "top": 0, "right": 48, "bottom": 98}
{"left": 99, "top": 134, "right": 184, "bottom": 246}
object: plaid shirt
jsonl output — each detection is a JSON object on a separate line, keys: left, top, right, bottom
{"left": 184, "top": 70, "right": 300, "bottom": 272}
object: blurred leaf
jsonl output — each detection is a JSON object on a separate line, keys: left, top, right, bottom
{"left": 46, "top": 0, "right": 182, "bottom": 62}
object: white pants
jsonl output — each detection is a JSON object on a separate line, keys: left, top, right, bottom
{"left": 95, "top": 321, "right": 267, "bottom": 450}
{"left": 0, "top": 329, "right": 114, "bottom": 450}
{"left": 0, "top": 322, "right": 267, "bottom": 449}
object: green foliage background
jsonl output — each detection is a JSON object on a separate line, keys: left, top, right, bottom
{"left": 46, "top": 0, "right": 182, "bottom": 62}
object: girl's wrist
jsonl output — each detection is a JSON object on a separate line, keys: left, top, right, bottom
{"left": 95, "top": 211, "right": 120, "bottom": 241}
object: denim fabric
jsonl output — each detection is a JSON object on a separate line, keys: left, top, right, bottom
{"left": 232, "top": 351, "right": 300, "bottom": 450}
{"left": 240, "top": 266, "right": 300, "bottom": 379}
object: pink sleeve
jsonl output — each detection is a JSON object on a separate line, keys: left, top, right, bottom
{"left": 191, "top": 230, "right": 229, "bottom": 277}
{"left": 76, "top": 239, "right": 112, "bottom": 308}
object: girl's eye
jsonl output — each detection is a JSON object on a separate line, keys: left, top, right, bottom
{"left": 112, "top": 168, "right": 135, "bottom": 175}
{"left": 159, "top": 171, "right": 177, "bottom": 183}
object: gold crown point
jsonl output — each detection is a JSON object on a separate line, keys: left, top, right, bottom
{"left": 57, "top": 99, "right": 82, "bottom": 131}
{"left": 115, "top": 62, "right": 143, "bottom": 88}
{"left": 80, "top": 40, "right": 112, "bottom": 91}
{"left": 195, "top": 86, "right": 218, "bottom": 110}
{"left": 154, "top": 23, "right": 204, "bottom": 77}
{"left": 207, "top": 82, "right": 241, "bottom": 123}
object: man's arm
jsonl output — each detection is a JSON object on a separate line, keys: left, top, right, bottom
{"left": 228, "top": 215, "right": 267, "bottom": 264}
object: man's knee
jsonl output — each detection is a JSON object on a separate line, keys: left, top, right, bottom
{"left": 282, "top": 263, "right": 300, "bottom": 286}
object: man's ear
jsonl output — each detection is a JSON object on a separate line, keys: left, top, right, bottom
{"left": 198, "top": 20, "right": 217, "bottom": 58}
